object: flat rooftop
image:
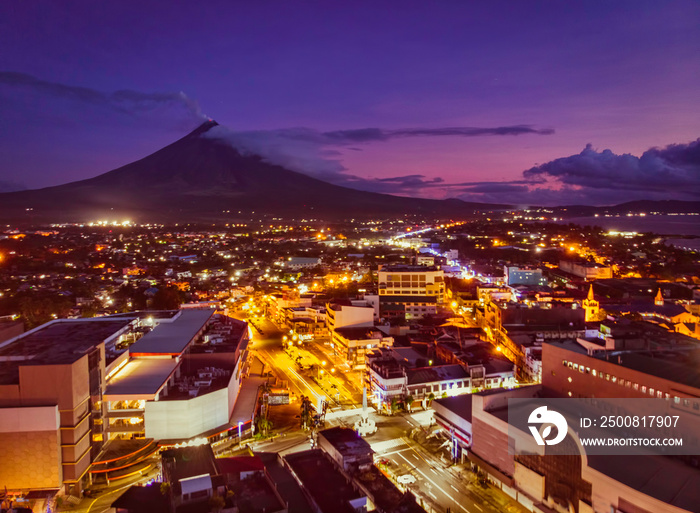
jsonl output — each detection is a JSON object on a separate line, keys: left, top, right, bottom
{"left": 587, "top": 455, "right": 700, "bottom": 512}
{"left": 129, "top": 309, "right": 214, "bottom": 356}
{"left": 284, "top": 450, "right": 363, "bottom": 513}
{"left": 104, "top": 358, "right": 179, "bottom": 400}
{"left": 319, "top": 427, "right": 373, "bottom": 455}
{"left": 0, "top": 319, "right": 132, "bottom": 385}
{"left": 433, "top": 394, "right": 473, "bottom": 422}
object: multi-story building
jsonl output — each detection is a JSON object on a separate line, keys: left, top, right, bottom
{"left": 377, "top": 265, "right": 445, "bottom": 303}
{"left": 0, "top": 318, "right": 134, "bottom": 492}
{"left": 559, "top": 260, "right": 613, "bottom": 280}
{"left": 326, "top": 301, "right": 374, "bottom": 332}
{"left": 366, "top": 348, "right": 473, "bottom": 412}
{"left": 0, "top": 308, "right": 250, "bottom": 494}
{"left": 504, "top": 266, "right": 547, "bottom": 287}
{"left": 332, "top": 327, "right": 393, "bottom": 369}
{"left": 463, "top": 338, "right": 700, "bottom": 513}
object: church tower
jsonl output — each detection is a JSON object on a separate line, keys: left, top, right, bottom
{"left": 655, "top": 288, "right": 664, "bottom": 306}
{"left": 583, "top": 284, "right": 599, "bottom": 322}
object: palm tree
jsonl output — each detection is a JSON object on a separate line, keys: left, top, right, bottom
{"left": 300, "top": 395, "right": 313, "bottom": 429}
{"left": 255, "top": 416, "right": 273, "bottom": 436}
{"left": 404, "top": 394, "right": 414, "bottom": 413}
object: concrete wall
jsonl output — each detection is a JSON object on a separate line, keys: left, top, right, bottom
{"left": 145, "top": 386, "right": 229, "bottom": 440}
{"left": 0, "top": 406, "right": 61, "bottom": 489}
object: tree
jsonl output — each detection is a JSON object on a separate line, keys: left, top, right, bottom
{"left": 255, "top": 416, "right": 273, "bottom": 437}
{"left": 427, "top": 393, "right": 435, "bottom": 407}
{"left": 152, "top": 285, "right": 184, "bottom": 310}
{"left": 300, "top": 395, "right": 313, "bottom": 429}
{"left": 404, "top": 394, "right": 414, "bottom": 413}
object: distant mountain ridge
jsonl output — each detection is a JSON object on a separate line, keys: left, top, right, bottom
{"left": 0, "top": 121, "right": 697, "bottom": 224}
{"left": 0, "top": 121, "right": 506, "bottom": 223}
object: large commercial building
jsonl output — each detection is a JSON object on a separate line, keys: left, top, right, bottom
{"left": 461, "top": 337, "right": 700, "bottom": 513}
{"left": 0, "top": 318, "right": 134, "bottom": 492}
{"left": 0, "top": 308, "right": 250, "bottom": 494}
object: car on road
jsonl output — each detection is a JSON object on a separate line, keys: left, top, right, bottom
{"left": 397, "top": 474, "right": 416, "bottom": 485}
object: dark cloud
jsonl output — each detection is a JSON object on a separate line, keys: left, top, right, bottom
{"left": 331, "top": 174, "right": 447, "bottom": 194}
{"left": 457, "top": 182, "right": 529, "bottom": 194}
{"left": 0, "top": 71, "right": 205, "bottom": 121}
{"left": 205, "top": 123, "right": 554, "bottom": 181}
{"left": 323, "top": 125, "right": 554, "bottom": 142}
{"left": 523, "top": 140, "right": 700, "bottom": 196}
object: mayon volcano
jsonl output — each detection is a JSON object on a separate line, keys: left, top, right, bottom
{"left": 0, "top": 121, "right": 503, "bottom": 223}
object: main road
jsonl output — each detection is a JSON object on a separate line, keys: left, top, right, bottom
{"left": 238, "top": 310, "right": 527, "bottom": 513}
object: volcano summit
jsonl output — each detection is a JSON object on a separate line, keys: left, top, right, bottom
{"left": 0, "top": 121, "right": 501, "bottom": 223}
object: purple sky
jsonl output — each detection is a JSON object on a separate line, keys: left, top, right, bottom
{"left": 1, "top": 1, "right": 699, "bottom": 205}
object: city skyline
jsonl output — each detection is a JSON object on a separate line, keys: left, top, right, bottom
{"left": 1, "top": 1, "right": 699, "bottom": 205}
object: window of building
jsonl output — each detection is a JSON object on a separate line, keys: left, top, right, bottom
{"left": 674, "top": 396, "right": 680, "bottom": 404}
{"left": 633, "top": 383, "right": 638, "bottom": 390}
{"left": 611, "top": 376, "right": 617, "bottom": 383}
{"left": 585, "top": 367, "right": 590, "bottom": 374}
{"left": 641, "top": 386, "right": 647, "bottom": 393}
{"left": 658, "top": 391, "right": 664, "bottom": 398}
{"left": 649, "top": 388, "right": 654, "bottom": 396}
{"left": 591, "top": 369, "right": 597, "bottom": 377}
{"left": 568, "top": 362, "right": 573, "bottom": 368}
{"left": 683, "top": 399, "right": 690, "bottom": 407}
{"left": 626, "top": 381, "right": 631, "bottom": 388}
{"left": 694, "top": 402, "right": 699, "bottom": 411}
{"left": 605, "top": 374, "right": 610, "bottom": 381}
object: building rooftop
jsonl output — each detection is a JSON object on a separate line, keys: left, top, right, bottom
{"left": 161, "top": 445, "right": 219, "bottom": 482}
{"left": 433, "top": 394, "right": 473, "bottom": 422}
{"left": 587, "top": 455, "right": 700, "bottom": 512}
{"left": 380, "top": 265, "right": 439, "bottom": 272}
{"left": 334, "top": 327, "right": 388, "bottom": 339}
{"left": 598, "top": 351, "right": 700, "bottom": 390}
{"left": 284, "top": 450, "right": 363, "bottom": 513}
{"left": 110, "top": 484, "right": 169, "bottom": 513}
{"left": 0, "top": 319, "right": 132, "bottom": 385}
{"left": 319, "top": 427, "right": 373, "bottom": 457}
{"left": 129, "top": 309, "right": 214, "bottom": 356}
{"left": 104, "top": 358, "right": 179, "bottom": 400}
{"left": 406, "top": 364, "right": 468, "bottom": 385}
{"left": 255, "top": 452, "right": 315, "bottom": 513}
{"left": 550, "top": 340, "right": 700, "bottom": 389}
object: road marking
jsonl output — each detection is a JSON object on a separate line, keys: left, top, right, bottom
{"left": 460, "top": 505, "right": 471, "bottom": 512}
{"left": 412, "top": 454, "right": 419, "bottom": 460}
{"left": 431, "top": 468, "right": 439, "bottom": 474}
{"left": 381, "top": 447, "right": 411, "bottom": 457}
{"left": 429, "top": 491, "right": 438, "bottom": 499}
{"left": 370, "top": 438, "right": 407, "bottom": 452}
{"left": 451, "top": 484, "right": 459, "bottom": 492}
{"left": 397, "top": 453, "right": 456, "bottom": 503}
{"left": 472, "top": 504, "right": 483, "bottom": 512}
